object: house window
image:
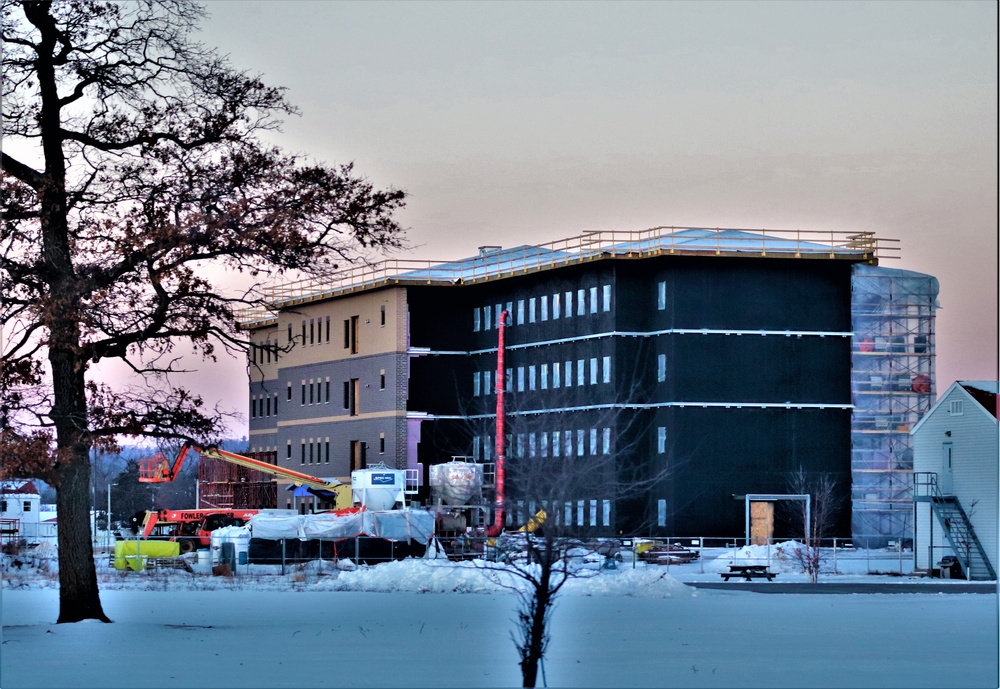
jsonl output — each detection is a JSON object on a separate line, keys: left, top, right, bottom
{"left": 287, "top": 442, "right": 292, "bottom": 460}
{"left": 287, "top": 383, "right": 292, "bottom": 401}
{"left": 309, "top": 319, "right": 315, "bottom": 345}
{"left": 380, "top": 433, "right": 386, "bottom": 454}
{"left": 351, "top": 440, "right": 365, "bottom": 472}
{"left": 326, "top": 315, "right": 331, "bottom": 342}
{"left": 308, "top": 380, "right": 314, "bottom": 405}
{"left": 380, "top": 370, "right": 386, "bottom": 390}
{"left": 23, "top": 501, "right": 31, "bottom": 512}
{"left": 300, "top": 382, "right": 305, "bottom": 405}
{"left": 949, "top": 400, "right": 964, "bottom": 415}
{"left": 380, "top": 305, "right": 386, "bottom": 327}
{"left": 325, "top": 378, "right": 331, "bottom": 403}
{"left": 300, "top": 441, "right": 305, "bottom": 465}
{"left": 325, "top": 439, "right": 331, "bottom": 463}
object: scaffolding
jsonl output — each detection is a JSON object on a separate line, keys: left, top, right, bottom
{"left": 197, "top": 451, "right": 277, "bottom": 510}
{"left": 851, "top": 264, "right": 939, "bottom": 547}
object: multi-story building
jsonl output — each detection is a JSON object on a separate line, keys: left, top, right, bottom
{"left": 243, "top": 227, "right": 937, "bottom": 544}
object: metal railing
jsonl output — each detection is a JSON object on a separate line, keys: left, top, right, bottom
{"left": 236, "top": 227, "right": 897, "bottom": 325}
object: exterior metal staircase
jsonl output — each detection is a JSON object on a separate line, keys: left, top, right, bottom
{"left": 914, "top": 472, "right": 996, "bottom": 580}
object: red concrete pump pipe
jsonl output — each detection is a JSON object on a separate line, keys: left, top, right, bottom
{"left": 486, "top": 308, "right": 509, "bottom": 538}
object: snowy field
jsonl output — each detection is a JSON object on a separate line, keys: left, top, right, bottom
{"left": 2, "top": 547, "right": 998, "bottom": 688}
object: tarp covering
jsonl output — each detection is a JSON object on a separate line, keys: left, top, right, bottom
{"left": 114, "top": 540, "right": 180, "bottom": 571}
{"left": 249, "top": 508, "right": 435, "bottom": 544}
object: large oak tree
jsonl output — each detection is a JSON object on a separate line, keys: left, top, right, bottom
{"left": 0, "top": 0, "right": 405, "bottom": 622}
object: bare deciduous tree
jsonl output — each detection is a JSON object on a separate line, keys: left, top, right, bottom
{"left": 785, "top": 468, "right": 842, "bottom": 583}
{"left": 1, "top": 0, "right": 405, "bottom": 623}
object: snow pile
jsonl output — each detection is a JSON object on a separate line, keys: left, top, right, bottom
{"left": 703, "top": 540, "right": 809, "bottom": 573}
{"left": 562, "top": 566, "right": 698, "bottom": 598}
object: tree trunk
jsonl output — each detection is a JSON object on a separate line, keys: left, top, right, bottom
{"left": 520, "top": 565, "right": 551, "bottom": 688}
{"left": 54, "top": 443, "right": 110, "bottom": 623}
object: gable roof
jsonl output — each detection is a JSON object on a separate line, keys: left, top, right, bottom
{"left": 911, "top": 381, "right": 1000, "bottom": 434}
{"left": 0, "top": 480, "right": 40, "bottom": 496}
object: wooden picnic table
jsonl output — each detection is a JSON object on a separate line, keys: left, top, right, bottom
{"left": 720, "top": 564, "right": 777, "bottom": 581}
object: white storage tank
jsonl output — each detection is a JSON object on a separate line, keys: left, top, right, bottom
{"left": 351, "top": 463, "right": 406, "bottom": 511}
{"left": 430, "top": 460, "right": 484, "bottom": 506}
{"left": 210, "top": 525, "right": 251, "bottom": 566}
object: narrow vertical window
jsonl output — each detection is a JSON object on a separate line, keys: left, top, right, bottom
{"left": 552, "top": 293, "right": 560, "bottom": 319}
{"left": 529, "top": 433, "right": 536, "bottom": 458}
{"left": 484, "top": 370, "right": 491, "bottom": 395}
{"left": 602, "top": 499, "right": 611, "bottom": 526}
{"left": 343, "top": 381, "right": 350, "bottom": 409}
{"left": 540, "top": 295, "right": 548, "bottom": 321}
{"left": 657, "top": 354, "right": 667, "bottom": 382}
{"left": 589, "top": 428, "right": 597, "bottom": 455}
{"left": 552, "top": 431, "right": 561, "bottom": 457}
{"left": 578, "top": 500, "right": 585, "bottom": 526}
{"left": 657, "top": 499, "right": 667, "bottom": 527}
{"left": 565, "top": 501, "right": 573, "bottom": 525}
{"left": 472, "top": 435, "right": 480, "bottom": 460}
{"left": 308, "top": 380, "right": 314, "bottom": 405}
{"left": 564, "top": 291, "right": 573, "bottom": 317}
{"left": 564, "top": 430, "right": 573, "bottom": 457}
{"left": 540, "top": 432, "right": 548, "bottom": 457}
{"left": 484, "top": 305, "right": 492, "bottom": 331}
{"left": 326, "top": 439, "right": 331, "bottom": 462}
{"left": 287, "top": 441, "right": 292, "bottom": 460}
{"left": 287, "top": 383, "right": 292, "bottom": 402}
{"left": 379, "top": 433, "right": 386, "bottom": 454}
{"left": 577, "top": 359, "right": 584, "bottom": 386}
{"left": 577, "top": 288, "right": 585, "bottom": 315}
{"left": 553, "top": 362, "right": 560, "bottom": 388}
{"left": 350, "top": 378, "right": 360, "bottom": 416}
{"left": 516, "top": 434, "right": 524, "bottom": 458}
{"left": 602, "top": 427, "right": 611, "bottom": 455}
{"left": 380, "top": 370, "right": 386, "bottom": 390}
{"left": 589, "top": 286, "right": 598, "bottom": 314}
{"left": 603, "top": 356, "right": 611, "bottom": 384}
{"left": 657, "top": 281, "right": 666, "bottom": 310}
{"left": 266, "top": 396, "right": 271, "bottom": 417}
{"left": 301, "top": 382, "right": 305, "bottom": 405}
{"left": 529, "top": 298, "right": 536, "bottom": 323}
{"left": 274, "top": 394, "right": 278, "bottom": 416}
{"left": 541, "top": 363, "right": 548, "bottom": 390}
{"left": 529, "top": 365, "right": 536, "bottom": 391}
{"left": 577, "top": 429, "right": 584, "bottom": 456}
{"left": 590, "top": 358, "right": 598, "bottom": 385}
{"left": 484, "top": 436, "right": 492, "bottom": 461}
{"left": 603, "top": 284, "right": 612, "bottom": 312}
{"left": 517, "top": 299, "right": 525, "bottom": 325}
{"left": 325, "top": 378, "right": 331, "bottom": 403}
{"left": 474, "top": 371, "right": 481, "bottom": 397}
{"left": 310, "top": 319, "right": 315, "bottom": 345}
{"left": 564, "top": 360, "right": 572, "bottom": 387}
{"left": 589, "top": 500, "right": 597, "bottom": 527}
{"left": 349, "top": 315, "right": 359, "bottom": 354}
{"left": 657, "top": 426, "right": 667, "bottom": 454}
{"left": 506, "top": 368, "right": 513, "bottom": 392}
{"left": 300, "top": 440, "right": 305, "bottom": 465}
{"left": 380, "top": 305, "right": 386, "bottom": 327}
{"left": 517, "top": 366, "right": 525, "bottom": 392}
{"left": 287, "top": 324, "right": 293, "bottom": 345}
{"left": 326, "top": 315, "right": 331, "bottom": 342}
{"left": 473, "top": 308, "right": 481, "bottom": 332}
{"left": 343, "top": 319, "right": 350, "bottom": 348}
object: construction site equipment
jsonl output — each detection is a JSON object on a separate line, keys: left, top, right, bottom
{"left": 130, "top": 508, "right": 259, "bottom": 553}
{"left": 138, "top": 443, "right": 342, "bottom": 493}
{"left": 486, "top": 309, "right": 509, "bottom": 538}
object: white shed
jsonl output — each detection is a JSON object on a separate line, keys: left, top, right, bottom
{"left": 1, "top": 480, "right": 42, "bottom": 544}
{"left": 911, "top": 381, "right": 998, "bottom": 580}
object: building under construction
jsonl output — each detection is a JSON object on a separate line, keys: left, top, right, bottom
{"left": 241, "top": 227, "right": 937, "bottom": 546}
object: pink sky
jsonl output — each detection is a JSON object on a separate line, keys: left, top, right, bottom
{"left": 99, "top": 1, "right": 998, "bottom": 436}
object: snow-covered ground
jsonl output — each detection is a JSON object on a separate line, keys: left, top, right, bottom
{"left": 2, "top": 545, "right": 997, "bottom": 688}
